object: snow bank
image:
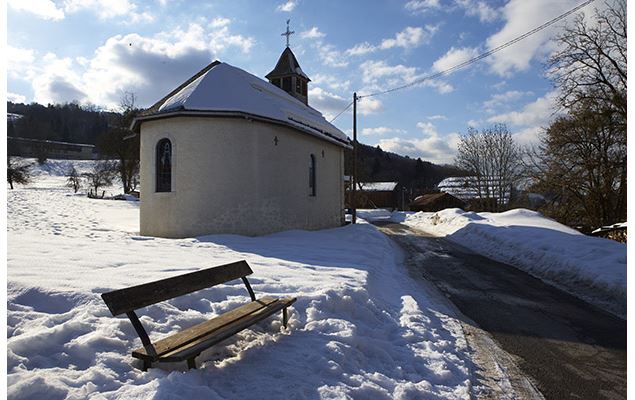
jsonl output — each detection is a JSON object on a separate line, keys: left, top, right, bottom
{"left": 8, "top": 168, "right": 477, "bottom": 399}
{"left": 403, "top": 208, "right": 626, "bottom": 317}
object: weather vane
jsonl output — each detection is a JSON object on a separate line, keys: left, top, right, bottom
{"left": 281, "top": 19, "right": 295, "bottom": 48}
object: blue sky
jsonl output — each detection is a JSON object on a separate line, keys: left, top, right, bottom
{"left": 7, "top": 0, "right": 595, "bottom": 164}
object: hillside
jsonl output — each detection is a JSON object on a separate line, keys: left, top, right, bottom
{"left": 7, "top": 102, "right": 120, "bottom": 145}
{"left": 344, "top": 142, "right": 466, "bottom": 192}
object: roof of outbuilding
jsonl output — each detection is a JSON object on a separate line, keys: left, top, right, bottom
{"left": 132, "top": 61, "right": 349, "bottom": 148}
{"left": 411, "top": 192, "right": 465, "bottom": 206}
{"left": 265, "top": 47, "right": 310, "bottom": 81}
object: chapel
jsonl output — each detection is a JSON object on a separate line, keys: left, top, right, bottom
{"left": 132, "top": 38, "right": 351, "bottom": 238}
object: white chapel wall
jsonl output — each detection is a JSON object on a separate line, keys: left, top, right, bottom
{"left": 139, "top": 116, "right": 344, "bottom": 237}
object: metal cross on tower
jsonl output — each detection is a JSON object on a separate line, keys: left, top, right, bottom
{"left": 281, "top": 19, "right": 295, "bottom": 47}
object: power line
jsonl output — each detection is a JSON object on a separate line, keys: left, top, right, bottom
{"left": 329, "top": 100, "right": 354, "bottom": 123}
{"left": 328, "top": 0, "right": 596, "bottom": 122}
{"left": 361, "top": 0, "right": 595, "bottom": 99}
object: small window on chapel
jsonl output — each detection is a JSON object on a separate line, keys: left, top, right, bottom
{"left": 301, "top": 80, "right": 307, "bottom": 96}
{"left": 156, "top": 138, "right": 172, "bottom": 192}
{"left": 309, "top": 154, "right": 316, "bottom": 196}
{"left": 296, "top": 78, "right": 302, "bottom": 94}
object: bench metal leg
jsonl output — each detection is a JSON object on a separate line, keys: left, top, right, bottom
{"left": 282, "top": 307, "right": 288, "bottom": 328}
{"left": 187, "top": 357, "right": 197, "bottom": 370}
{"left": 142, "top": 359, "right": 151, "bottom": 371}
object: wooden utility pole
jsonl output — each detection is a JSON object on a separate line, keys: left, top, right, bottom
{"left": 352, "top": 92, "right": 358, "bottom": 224}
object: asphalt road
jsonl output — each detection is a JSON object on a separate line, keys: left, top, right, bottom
{"left": 376, "top": 222, "right": 626, "bottom": 400}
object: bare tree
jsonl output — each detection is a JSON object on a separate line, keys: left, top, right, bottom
{"left": 83, "top": 161, "right": 116, "bottom": 198}
{"left": 97, "top": 91, "right": 140, "bottom": 194}
{"left": 66, "top": 165, "right": 82, "bottom": 193}
{"left": 7, "top": 157, "right": 32, "bottom": 189}
{"left": 525, "top": 99, "right": 626, "bottom": 227}
{"left": 548, "top": 0, "right": 626, "bottom": 121}
{"left": 455, "top": 124, "right": 521, "bottom": 211}
{"left": 530, "top": 0, "right": 627, "bottom": 228}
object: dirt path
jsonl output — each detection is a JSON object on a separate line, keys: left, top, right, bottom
{"left": 377, "top": 222, "right": 626, "bottom": 400}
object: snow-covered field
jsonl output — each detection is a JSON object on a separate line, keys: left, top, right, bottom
{"left": 400, "top": 208, "right": 627, "bottom": 318}
{"left": 7, "top": 160, "right": 479, "bottom": 399}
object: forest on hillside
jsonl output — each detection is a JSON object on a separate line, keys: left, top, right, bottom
{"left": 7, "top": 102, "right": 120, "bottom": 145}
{"left": 344, "top": 143, "right": 466, "bottom": 192}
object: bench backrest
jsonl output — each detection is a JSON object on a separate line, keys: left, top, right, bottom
{"left": 101, "top": 260, "right": 253, "bottom": 316}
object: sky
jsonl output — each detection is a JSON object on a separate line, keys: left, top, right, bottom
{"left": 6, "top": 0, "right": 601, "bottom": 165}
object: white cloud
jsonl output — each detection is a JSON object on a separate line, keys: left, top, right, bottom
{"left": 7, "top": 46, "right": 36, "bottom": 79}
{"left": 485, "top": 0, "right": 578, "bottom": 76}
{"left": 424, "top": 79, "right": 454, "bottom": 94}
{"left": 360, "top": 60, "right": 452, "bottom": 94}
{"left": 432, "top": 46, "right": 479, "bottom": 72}
{"left": 488, "top": 91, "right": 559, "bottom": 127}
{"left": 210, "top": 17, "right": 231, "bottom": 28}
{"left": 380, "top": 26, "right": 437, "bottom": 50}
{"left": 32, "top": 53, "right": 87, "bottom": 104}
{"left": 360, "top": 60, "right": 419, "bottom": 87}
{"left": 345, "top": 42, "right": 376, "bottom": 56}
{"left": 7, "top": 92, "right": 27, "bottom": 103}
{"left": 455, "top": 0, "right": 499, "bottom": 22}
{"left": 357, "top": 97, "right": 382, "bottom": 116}
{"left": 311, "top": 74, "right": 350, "bottom": 91}
{"left": 378, "top": 132, "right": 460, "bottom": 164}
{"left": 427, "top": 114, "right": 447, "bottom": 120}
{"left": 8, "top": 0, "right": 64, "bottom": 20}
{"left": 301, "top": 27, "right": 325, "bottom": 39}
{"left": 8, "top": 0, "right": 154, "bottom": 23}
{"left": 482, "top": 90, "right": 532, "bottom": 113}
{"left": 376, "top": 120, "right": 460, "bottom": 164}
{"left": 315, "top": 42, "right": 348, "bottom": 68}
{"left": 416, "top": 121, "right": 437, "bottom": 135}
{"left": 307, "top": 87, "right": 349, "bottom": 120}
{"left": 64, "top": 0, "right": 154, "bottom": 23}
{"left": 10, "top": 21, "right": 255, "bottom": 108}
{"left": 404, "top": 0, "right": 441, "bottom": 14}
{"left": 513, "top": 126, "right": 545, "bottom": 146}
{"left": 361, "top": 126, "right": 405, "bottom": 136}
{"left": 276, "top": 0, "right": 297, "bottom": 12}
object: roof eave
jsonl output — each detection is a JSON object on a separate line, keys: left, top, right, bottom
{"left": 131, "top": 109, "right": 352, "bottom": 149}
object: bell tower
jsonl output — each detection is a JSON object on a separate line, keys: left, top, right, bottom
{"left": 266, "top": 20, "right": 310, "bottom": 105}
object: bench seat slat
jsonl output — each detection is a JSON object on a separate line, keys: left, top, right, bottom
{"left": 132, "top": 296, "right": 296, "bottom": 361}
{"left": 160, "top": 297, "right": 296, "bottom": 362}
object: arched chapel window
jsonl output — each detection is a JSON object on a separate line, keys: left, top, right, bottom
{"left": 156, "top": 138, "right": 172, "bottom": 192}
{"left": 309, "top": 154, "right": 316, "bottom": 197}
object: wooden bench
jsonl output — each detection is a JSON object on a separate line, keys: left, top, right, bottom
{"left": 101, "top": 260, "right": 296, "bottom": 370}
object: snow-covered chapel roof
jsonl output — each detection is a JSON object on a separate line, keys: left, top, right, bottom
{"left": 132, "top": 61, "right": 350, "bottom": 148}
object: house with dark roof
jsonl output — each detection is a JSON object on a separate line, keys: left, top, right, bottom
{"left": 132, "top": 45, "right": 351, "bottom": 238}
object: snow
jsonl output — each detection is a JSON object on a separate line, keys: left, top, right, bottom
{"left": 154, "top": 62, "right": 350, "bottom": 148}
{"left": 592, "top": 222, "right": 627, "bottom": 234}
{"left": 402, "top": 208, "right": 626, "bottom": 317}
{"left": 359, "top": 182, "right": 398, "bottom": 192}
{"left": 7, "top": 160, "right": 478, "bottom": 399}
